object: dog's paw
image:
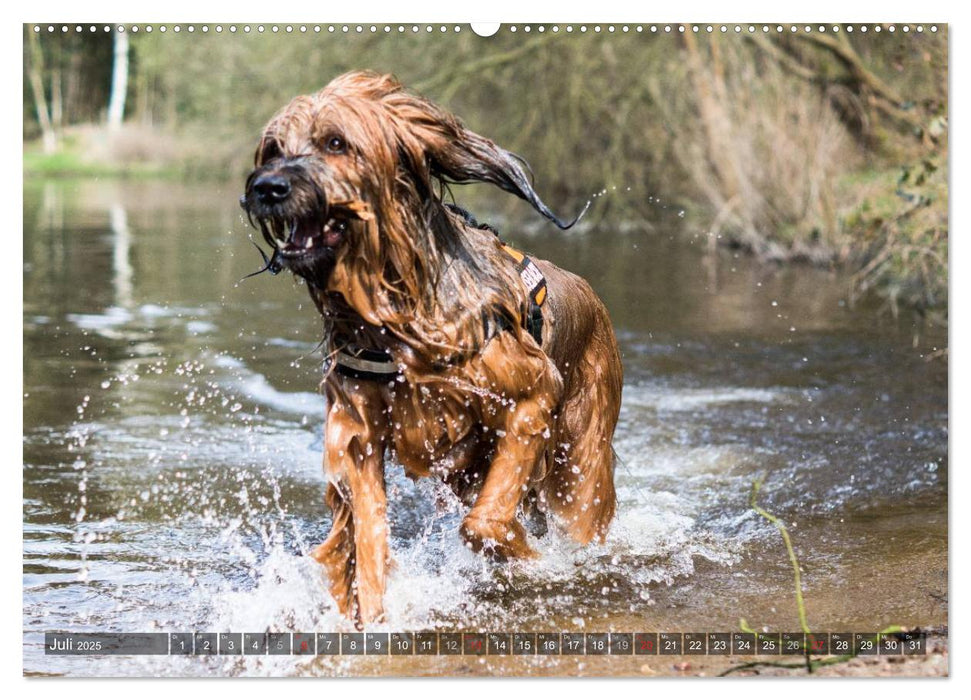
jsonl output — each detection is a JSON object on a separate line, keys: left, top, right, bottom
{"left": 460, "top": 517, "right": 538, "bottom": 561}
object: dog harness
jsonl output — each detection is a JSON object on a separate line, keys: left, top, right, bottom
{"left": 484, "top": 243, "right": 547, "bottom": 345}
{"left": 333, "top": 215, "right": 548, "bottom": 381}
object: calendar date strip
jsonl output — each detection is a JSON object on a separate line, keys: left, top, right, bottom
{"left": 44, "top": 631, "right": 930, "bottom": 656}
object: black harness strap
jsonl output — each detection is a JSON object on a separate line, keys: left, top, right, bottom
{"left": 498, "top": 243, "right": 546, "bottom": 346}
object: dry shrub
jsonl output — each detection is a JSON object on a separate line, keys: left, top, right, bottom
{"left": 106, "top": 123, "right": 181, "bottom": 165}
{"left": 668, "top": 37, "right": 860, "bottom": 262}
{"left": 59, "top": 123, "right": 181, "bottom": 170}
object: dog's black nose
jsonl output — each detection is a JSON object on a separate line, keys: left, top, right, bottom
{"left": 252, "top": 174, "right": 292, "bottom": 205}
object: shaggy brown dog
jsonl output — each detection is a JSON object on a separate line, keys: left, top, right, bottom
{"left": 241, "top": 71, "right": 623, "bottom": 625}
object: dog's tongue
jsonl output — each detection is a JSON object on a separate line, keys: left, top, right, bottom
{"left": 282, "top": 218, "right": 345, "bottom": 250}
{"left": 289, "top": 220, "right": 313, "bottom": 247}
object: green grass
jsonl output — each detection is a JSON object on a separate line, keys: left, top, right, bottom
{"left": 23, "top": 147, "right": 181, "bottom": 179}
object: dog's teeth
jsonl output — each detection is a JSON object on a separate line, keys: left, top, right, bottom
{"left": 304, "top": 237, "right": 314, "bottom": 249}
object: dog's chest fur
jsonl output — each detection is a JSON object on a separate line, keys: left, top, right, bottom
{"left": 335, "top": 328, "right": 563, "bottom": 484}
{"left": 386, "top": 375, "right": 483, "bottom": 477}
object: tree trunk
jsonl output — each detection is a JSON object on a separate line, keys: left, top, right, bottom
{"left": 26, "top": 32, "right": 56, "bottom": 154}
{"left": 107, "top": 29, "right": 129, "bottom": 131}
{"left": 51, "top": 67, "right": 63, "bottom": 130}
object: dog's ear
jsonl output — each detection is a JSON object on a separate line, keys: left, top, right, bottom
{"left": 389, "top": 94, "right": 588, "bottom": 230}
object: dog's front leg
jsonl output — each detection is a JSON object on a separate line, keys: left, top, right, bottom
{"left": 310, "top": 383, "right": 390, "bottom": 624}
{"left": 460, "top": 395, "right": 551, "bottom": 560}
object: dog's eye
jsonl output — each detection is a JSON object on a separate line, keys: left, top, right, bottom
{"left": 326, "top": 136, "right": 346, "bottom": 154}
{"left": 259, "top": 140, "right": 282, "bottom": 164}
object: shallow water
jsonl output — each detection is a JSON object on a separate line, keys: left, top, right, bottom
{"left": 22, "top": 180, "right": 947, "bottom": 676}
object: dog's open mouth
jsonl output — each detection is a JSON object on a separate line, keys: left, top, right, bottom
{"left": 259, "top": 216, "right": 347, "bottom": 259}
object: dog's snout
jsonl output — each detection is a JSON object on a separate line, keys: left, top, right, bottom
{"left": 252, "top": 173, "right": 292, "bottom": 205}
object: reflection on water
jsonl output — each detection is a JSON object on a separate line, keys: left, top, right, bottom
{"left": 23, "top": 180, "right": 947, "bottom": 676}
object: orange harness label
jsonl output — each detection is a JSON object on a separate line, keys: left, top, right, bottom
{"left": 501, "top": 244, "right": 548, "bottom": 310}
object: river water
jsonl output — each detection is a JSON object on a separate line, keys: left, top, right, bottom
{"left": 22, "top": 180, "right": 947, "bottom": 676}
